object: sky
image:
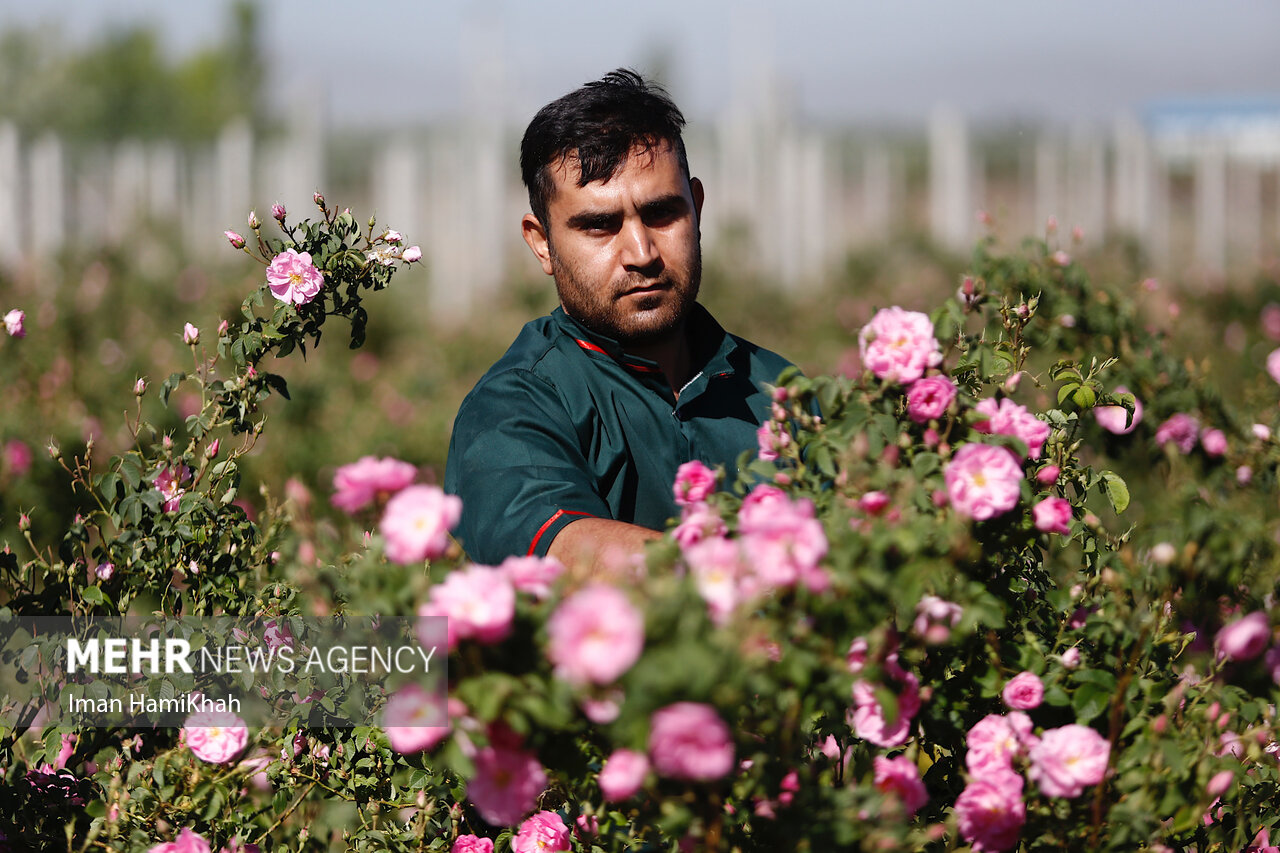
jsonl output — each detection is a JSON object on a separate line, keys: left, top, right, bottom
{"left": 3, "top": 0, "right": 1279, "bottom": 128}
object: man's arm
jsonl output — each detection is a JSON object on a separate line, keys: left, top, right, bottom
{"left": 548, "top": 517, "right": 663, "bottom": 577}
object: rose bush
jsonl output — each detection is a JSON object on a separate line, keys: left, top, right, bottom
{"left": 2, "top": 211, "right": 1279, "bottom": 851}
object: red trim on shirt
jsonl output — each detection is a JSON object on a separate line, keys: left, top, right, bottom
{"left": 573, "top": 338, "right": 663, "bottom": 374}
{"left": 527, "top": 509, "right": 595, "bottom": 556}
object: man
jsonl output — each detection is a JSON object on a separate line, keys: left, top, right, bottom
{"left": 444, "top": 69, "right": 797, "bottom": 571}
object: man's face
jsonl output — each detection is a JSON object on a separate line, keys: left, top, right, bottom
{"left": 522, "top": 142, "right": 704, "bottom": 346}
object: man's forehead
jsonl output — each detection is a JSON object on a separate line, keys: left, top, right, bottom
{"left": 549, "top": 141, "right": 676, "bottom": 189}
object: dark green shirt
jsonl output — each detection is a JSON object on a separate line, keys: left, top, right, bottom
{"left": 444, "top": 303, "right": 794, "bottom": 564}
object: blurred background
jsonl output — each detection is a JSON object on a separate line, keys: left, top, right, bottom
{"left": 2, "top": 0, "right": 1280, "bottom": 545}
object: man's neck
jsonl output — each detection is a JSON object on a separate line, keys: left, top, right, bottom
{"left": 627, "top": 324, "right": 693, "bottom": 399}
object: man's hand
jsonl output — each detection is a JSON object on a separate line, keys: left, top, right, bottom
{"left": 548, "top": 517, "right": 663, "bottom": 577}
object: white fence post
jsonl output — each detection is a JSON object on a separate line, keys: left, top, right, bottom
{"left": 930, "top": 106, "right": 970, "bottom": 251}
{"left": 1194, "top": 143, "right": 1227, "bottom": 274}
{"left": 29, "top": 133, "right": 65, "bottom": 257}
{"left": 0, "top": 123, "right": 20, "bottom": 266}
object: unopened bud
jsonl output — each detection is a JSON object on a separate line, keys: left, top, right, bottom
{"left": 47, "top": 441, "right": 60, "bottom": 460}
{"left": 134, "top": 377, "right": 147, "bottom": 396}
{"left": 183, "top": 323, "right": 200, "bottom": 345}
{"left": 382, "top": 229, "right": 403, "bottom": 245}
{"left": 18, "top": 512, "right": 30, "bottom": 531}
{"left": 313, "top": 191, "right": 325, "bottom": 208}
{"left": 1016, "top": 303, "right": 1030, "bottom": 319}
{"left": 402, "top": 245, "right": 422, "bottom": 263}
{"left": 224, "top": 230, "right": 245, "bottom": 250}
{"left": 218, "top": 319, "right": 229, "bottom": 337}
{"left": 272, "top": 202, "right": 287, "bottom": 222}
{"left": 162, "top": 435, "right": 173, "bottom": 449}
{"left": 247, "top": 210, "right": 261, "bottom": 230}
{"left": 207, "top": 439, "right": 220, "bottom": 459}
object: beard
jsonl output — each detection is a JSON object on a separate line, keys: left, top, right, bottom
{"left": 549, "top": 240, "right": 702, "bottom": 347}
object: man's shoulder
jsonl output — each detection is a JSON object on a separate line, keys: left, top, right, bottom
{"left": 460, "top": 314, "right": 579, "bottom": 405}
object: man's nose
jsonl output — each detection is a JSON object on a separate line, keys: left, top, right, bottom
{"left": 619, "top": 219, "right": 659, "bottom": 271}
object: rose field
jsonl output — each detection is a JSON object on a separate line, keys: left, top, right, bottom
{"left": 3, "top": 200, "right": 1280, "bottom": 852}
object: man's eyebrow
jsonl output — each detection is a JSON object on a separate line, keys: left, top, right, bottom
{"left": 639, "top": 194, "right": 689, "bottom": 215}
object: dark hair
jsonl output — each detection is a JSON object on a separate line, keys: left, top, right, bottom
{"left": 520, "top": 68, "right": 690, "bottom": 229}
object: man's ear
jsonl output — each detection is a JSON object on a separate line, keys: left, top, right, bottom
{"left": 690, "top": 176, "right": 705, "bottom": 223}
{"left": 521, "top": 213, "right": 555, "bottom": 276}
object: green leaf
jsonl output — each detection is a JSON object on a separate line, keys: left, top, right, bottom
{"left": 1100, "top": 471, "right": 1130, "bottom": 514}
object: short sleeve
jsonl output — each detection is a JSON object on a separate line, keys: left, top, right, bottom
{"left": 444, "top": 368, "right": 611, "bottom": 564}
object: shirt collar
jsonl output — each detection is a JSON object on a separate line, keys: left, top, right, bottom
{"left": 552, "top": 303, "right": 738, "bottom": 378}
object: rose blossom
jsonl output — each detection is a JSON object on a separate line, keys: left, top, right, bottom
{"left": 499, "top": 554, "right": 564, "bottom": 600}
{"left": 1032, "top": 496, "right": 1072, "bottom": 536}
{"left": 1215, "top": 611, "right": 1271, "bottom": 661}
{"left": 1200, "top": 428, "right": 1228, "bottom": 457}
{"left": 149, "top": 828, "right": 212, "bottom": 853}
{"left": 873, "top": 755, "right": 928, "bottom": 815}
{"left": 599, "top": 748, "right": 650, "bottom": 801}
{"left": 756, "top": 420, "right": 791, "bottom": 461}
{"left": 682, "top": 535, "right": 746, "bottom": 624}
{"left": 955, "top": 769, "right": 1026, "bottom": 852}
{"left": 1155, "top": 413, "right": 1199, "bottom": 454}
{"left": 859, "top": 306, "right": 943, "bottom": 384}
{"left": 1253, "top": 423, "right": 1272, "bottom": 442}
{"left": 467, "top": 734, "right": 548, "bottom": 826}
{"left": 266, "top": 248, "right": 325, "bottom": 305}
{"left": 906, "top": 375, "right": 957, "bottom": 423}
{"left": 513, "top": 811, "right": 570, "bottom": 853}
{"left": 1060, "top": 647, "right": 1081, "bottom": 668}
{"left": 673, "top": 459, "right": 717, "bottom": 505}
{"left": 546, "top": 584, "right": 645, "bottom": 685}
{"left": 1027, "top": 724, "right": 1110, "bottom": 797}
{"left": 1002, "top": 672, "right": 1044, "bottom": 710}
{"left": 1268, "top": 348, "right": 1280, "bottom": 385}
{"left": 183, "top": 322, "right": 199, "bottom": 345}
{"left": 381, "top": 684, "right": 450, "bottom": 753}
{"left": 648, "top": 702, "right": 735, "bottom": 781}
{"left": 849, "top": 662, "right": 921, "bottom": 748}
{"left": 913, "top": 595, "right": 963, "bottom": 644}
{"left": 1095, "top": 387, "right": 1143, "bottom": 434}
{"left": 451, "top": 837, "right": 494, "bottom": 853}
{"left": 182, "top": 711, "right": 249, "bottom": 764}
{"left": 402, "top": 246, "right": 423, "bottom": 263}
{"left": 331, "top": 455, "right": 417, "bottom": 512}
{"left": 966, "top": 712, "right": 1035, "bottom": 775}
{"left": 380, "top": 485, "right": 462, "bottom": 564}
{"left": 973, "top": 397, "right": 1050, "bottom": 459}
{"left": 153, "top": 463, "right": 192, "bottom": 513}
{"left": 4, "top": 308, "right": 25, "bottom": 338}
{"left": 671, "top": 501, "right": 728, "bottom": 548}
{"left": 944, "top": 443, "right": 1023, "bottom": 521}
{"left": 418, "top": 565, "right": 514, "bottom": 649}
{"left": 737, "top": 486, "right": 827, "bottom": 588}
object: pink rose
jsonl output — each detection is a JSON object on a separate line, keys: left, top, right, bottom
{"left": 1269, "top": 348, "right": 1280, "bottom": 385}
{"left": 671, "top": 501, "right": 728, "bottom": 548}
{"left": 906, "top": 375, "right": 957, "bottom": 423}
{"left": 183, "top": 322, "right": 199, "bottom": 345}
{"left": 737, "top": 486, "right": 827, "bottom": 588}
{"left": 418, "top": 565, "right": 514, "bottom": 649}
{"left": 380, "top": 485, "right": 462, "bottom": 564}
{"left": 599, "top": 748, "right": 650, "bottom": 801}
{"left": 1155, "top": 413, "right": 1199, "bottom": 454}
{"left": 973, "top": 398, "right": 1050, "bottom": 459}
{"left": 381, "top": 684, "right": 450, "bottom": 753}
{"left": 1095, "top": 386, "right": 1146, "bottom": 432}
{"left": 1001, "top": 671, "right": 1044, "bottom": 710}
{"left": 955, "top": 770, "right": 1026, "bottom": 852}
{"left": 1215, "top": 611, "right": 1271, "bottom": 661}
{"left": 224, "top": 230, "right": 245, "bottom": 249}
{"left": 546, "top": 584, "right": 645, "bottom": 685}
{"left": 682, "top": 535, "right": 746, "bottom": 625}
{"left": 913, "top": 595, "right": 962, "bottom": 644}
{"left": 513, "top": 811, "right": 570, "bottom": 853}
{"left": 846, "top": 637, "right": 869, "bottom": 673}
{"left": 1200, "top": 428, "right": 1227, "bottom": 457}
{"left": 966, "top": 712, "right": 1035, "bottom": 775}
{"left": 451, "top": 836, "right": 494, "bottom": 853}
{"left": 467, "top": 734, "right": 548, "bottom": 826}
{"left": 153, "top": 464, "right": 192, "bottom": 513}
{"left": 1035, "top": 464, "right": 1060, "bottom": 484}
{"left": 1060, "top": 647, "right": 1081, "bottom": 669}
{"left": 673, "top": 460, "right": 717, "bottom": 505}
{"left": 873, "top": 754, "right": 928, "bottom": 815}
{"left": 499, "top": 554, "right": 565, "bottom": 600}
{"left": 182, "top": 711, "right": 249, "bottom": 764}
{"left": 648, "top": 702, "right": 735, "bottom": 781}
{"left": 149, "top": 828, "right": 212, "bottom": 853}
{"left": 756, "top": 420, "right": 790, "bottom": 461}
{"left": 858, "top": 307, "right": 943, "bottom": 384}
{"left": 858, "top": 491, "right": 891, "bottom": 516}
{"left": 1032, "top": 496, "right": 1072, "bottom": 536}
{"left": 402, "top": 245, "right": 423, "bottom": 263}
{"left": 1027, "top": 724, "right": 1110, "bottom": 797}
{"left": 331, "top": 455, "right": 417, "bottom": 513}
{"left": 4, "top": 439, "right": 32, "bottom": 477}
{"left": 849, "top": 662, "right": 921, "bottom": 749}
{"left": 945, "top": 444, "right": 1023, "bottom": 521}
{"left": 267, "top": 248, "right": 325, "bottom": 305}
{"left": 4, "top": 308, "right": 25, "bottom": 338}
